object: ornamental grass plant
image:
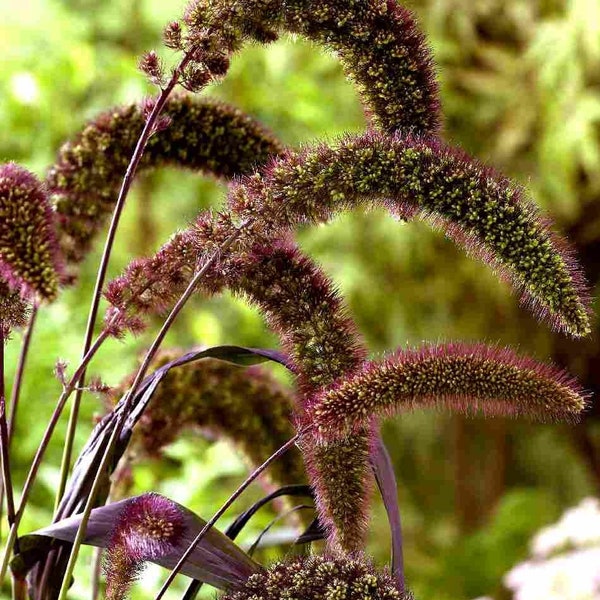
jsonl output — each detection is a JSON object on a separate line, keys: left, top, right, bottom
{"left": 0, "top": 1, "right": 597, "bottom": 599}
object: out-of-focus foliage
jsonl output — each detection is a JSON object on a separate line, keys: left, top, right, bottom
{"left": 1, "top": 0, "right": 600, "bottom": 598}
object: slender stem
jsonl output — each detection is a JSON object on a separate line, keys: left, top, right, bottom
{"left": 54, "top": 52, "right": 194, "bottom": 511}
{"left": 0, "top": 306, "right": 38, "bottom": 541}
{"left": 7, "top": 305, "right": 38, "bottom": 443}
{"left": 155, "top": 433, "right": 301, "bottom": 600}
{"left": 56, "top": 219, "right": 252, "bottom": 600}
{"left": 91, "top": 546, "right": 103, "bottom": 600}
{"left": 0, "top": 328, "right": 18, "bottom": 554}
{"left": 0, "top": 329, "right": 110, "bottom": 586}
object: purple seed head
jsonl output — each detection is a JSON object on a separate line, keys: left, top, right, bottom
{"left": 222, "top": 554, "right": 413, "bottom": 600}
{"left": 105, "top": 493, "right": 186, "bottom": 600}
{"left": 227, "top": 132, "right": 592, "bottom": 337}
{"left": 0, "top": 163, "right": 63, "bottom": 302}
{"left": 308, "top": 342, "right": 589, "bottom": 442}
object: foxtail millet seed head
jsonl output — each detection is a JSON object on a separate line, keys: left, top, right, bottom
{"left": 105, "top": 493, "right": 186, "bottom": 600}
{"left": 46, "top": 95, "right": 284, "bottom": 276}
{"left": 308, "top": 342, "right": 589, "bottom": 441}
{"left": 221, "top": 554, "right": 413, "bottom": 600}
{"left": 0, "top": 163, "right": 63, "bottom": 302}
{"left": 112, "top": 348, "right": 305, "bottom": 494}
{"left": 226, "top": 132, "right": 591, "bottom": 337}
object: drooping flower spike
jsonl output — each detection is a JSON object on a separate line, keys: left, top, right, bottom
{"left": 180, "top": 0, "right": 440, "bottom": 134}
{"left": 105, "top": 231, "right": 376, "bottom": 553}
{"left": 0, "top": 163, "right": 63, "bottom": 302}
{"left": 221, "top": 554, "right": 413, "bottom": 600}
{"left": 308, "top": 343, "right": 589, "bottom": 442}
{"left": 111, "top": 349, "right": 305, "bottom": 495}
{"left": 46, "top": 94, "right": 284, "bottom": 274}
{"left": 219, "top": 239, "right": 375, "bottom": 552}
{"left": 225, "top": 132, "right": 591, "bottom": 337}
{"left": 105, "top": 494, "right": 186, "bottom": 600}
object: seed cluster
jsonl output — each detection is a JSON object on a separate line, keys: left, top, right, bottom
{"left": 180, "top": 0, "right": 440, "bottom": 133}
{"left": 226, "top": 133, "right": 591, "bottom": 337}
{"left": 222, "top": 554, "right": 413, "bottom": 600}
{"left": 46, "top": 94, "right": 284, "bottom": 274}
{"left": 105, "top": 493, "right": 186, "bottom": 600}
{"left": 0, "top": 163, "right": 63, "bottom": 302}
{"left": 309, "top": 343, "right": 588, "bottom": 441}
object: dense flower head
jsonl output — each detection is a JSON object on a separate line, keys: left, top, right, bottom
{"left": 0, "top": 163, "right": 63, "bottom": 302}
{"left": 210, "top": 239, "right": 374, "bottom": 553}
{"left": 223, "top": 240, "right": 367, "bottom": 393}
{"left": 226, "top": 132, "right": 591, "bottom": 337}
{"left": 308, "top": 343, "right": 589, "bottom": 442}
{"left": 105, "top": 228, "right": 376, "bottom": 551}
{"left": 105, "top": 493, "right": 186, "bottom": 600}
{"left": 221, "top": 554, "right": 413, "bottom": 600}
{"left": 103, "top": 231, "right": 197, "bottom": 337}
{"left": 112, "top": 348, "right": 305, "bottom": 493}
{"left": 0, "top": 279, "right": 29, "bottom": 339}
{"left": 179, "top": 0, "right": 440, "bottom": 133}
{"left": 279, "top": 0, "right": 440, "bottom": 134}
{"left": 46, "top": 94, "right": 284, "bottom": 275}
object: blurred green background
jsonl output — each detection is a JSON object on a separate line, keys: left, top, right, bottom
{"left": 1, "top": 0, "right": 600, "bottom": 598}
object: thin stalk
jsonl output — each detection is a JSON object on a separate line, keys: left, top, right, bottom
{"left": 0, "top": 329, "right": 110, "bottom": 585}
{"left": 91, "top": 547, "right": 103, "bottom": 600}
{"left": 0, "top": 328, "right": 18, "bottom": 554}
{"left": 57, "top": 219, "right": 253, "bottom": 600}
{"left": 155, "top": 433, "right": 301, "bottom": 600}
{"left": 0, "top": 306, "right": 38, "bottom": 541}
{"left": 54, "top": 51, "right": 194, "bottom": 510}
{"left": 7, "top": 305, "right": 38, "bottom": 442}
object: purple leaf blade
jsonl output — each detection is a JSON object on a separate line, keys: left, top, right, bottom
{"left": 371, "top": 435, "right": 405, "bottom": 593}
{"left": 32, "top": 495, "right": 262, "bottom": 591}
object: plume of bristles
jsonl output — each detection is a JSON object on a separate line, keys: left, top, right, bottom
{"left": 224, "top": 132, "right": 591, "bottom": 337}
{"left": 0, "top": 279, "right": 30, "bottom": 339}
{"left": 200, "top": 237, "right": 375, "bottom": 553}
{"left": 45, "top": 94, "right": 284, "bottom": 278}
{"left": 0, "top": 163, "right": 63, "bottom": 302}
{"left": 104, "top": 493, "right": 186, "bottom": 600}
{"left": 308, "top": 343, "right": 589, "bottom": 441}
{"left": 105, "top": 232, "right": 375, "bottom": 552}
{"left": 111, "top": 348, "right": 305, "bottom": 494}
{"left": 103, "top": 231, "right": 197, "bottom": 337}
{"left": 177, "top": 0, "right": 440, "bottom": 134}
{"left": 221, "top": 554, "right": 413, "bottom": 600}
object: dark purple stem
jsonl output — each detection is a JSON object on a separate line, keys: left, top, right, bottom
{"left": 55, "top": 51, "right": 194, "bottom": 509}
{"left": 56, "top": 217, "right": 254, "bottom": 600}
{"left": 0, "top": 326, "right": 19, "bottom": 554}
{"left": 7, "top": 304, "right": 37, "bottom": 442}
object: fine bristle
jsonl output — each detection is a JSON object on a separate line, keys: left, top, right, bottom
{"left": 308, "top": 342, "right": 589, "bottom": 442}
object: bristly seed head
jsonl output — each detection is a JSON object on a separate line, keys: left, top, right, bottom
{"left": 178, "top": 0, "right": 440, "bottom": 133}
{"left": 104, "top": 493, "right": 186, "bottom": 600}
{"left": 308, "top": 342, "right": 589, "bottom": 442}
{"left": 47, "top": 95, "right": 284, "bottom": 278}
{"left": 226, "top": 133, "right": 592, "bottom": 337}
{"left": 111, "top": 349, "right": 305, "bottom": 496}
{"left": 0, "top": 163, "right": 63, "bottom": 302}
{"left": 221, "top": 554, "right": 414, "bottom": 600}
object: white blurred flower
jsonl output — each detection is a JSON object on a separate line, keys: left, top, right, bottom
{"left": 504, "top": 498, "right": 600, "bottom": 600}
{"left": 532, "top": 498, "right": 600, "bottom": 558}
